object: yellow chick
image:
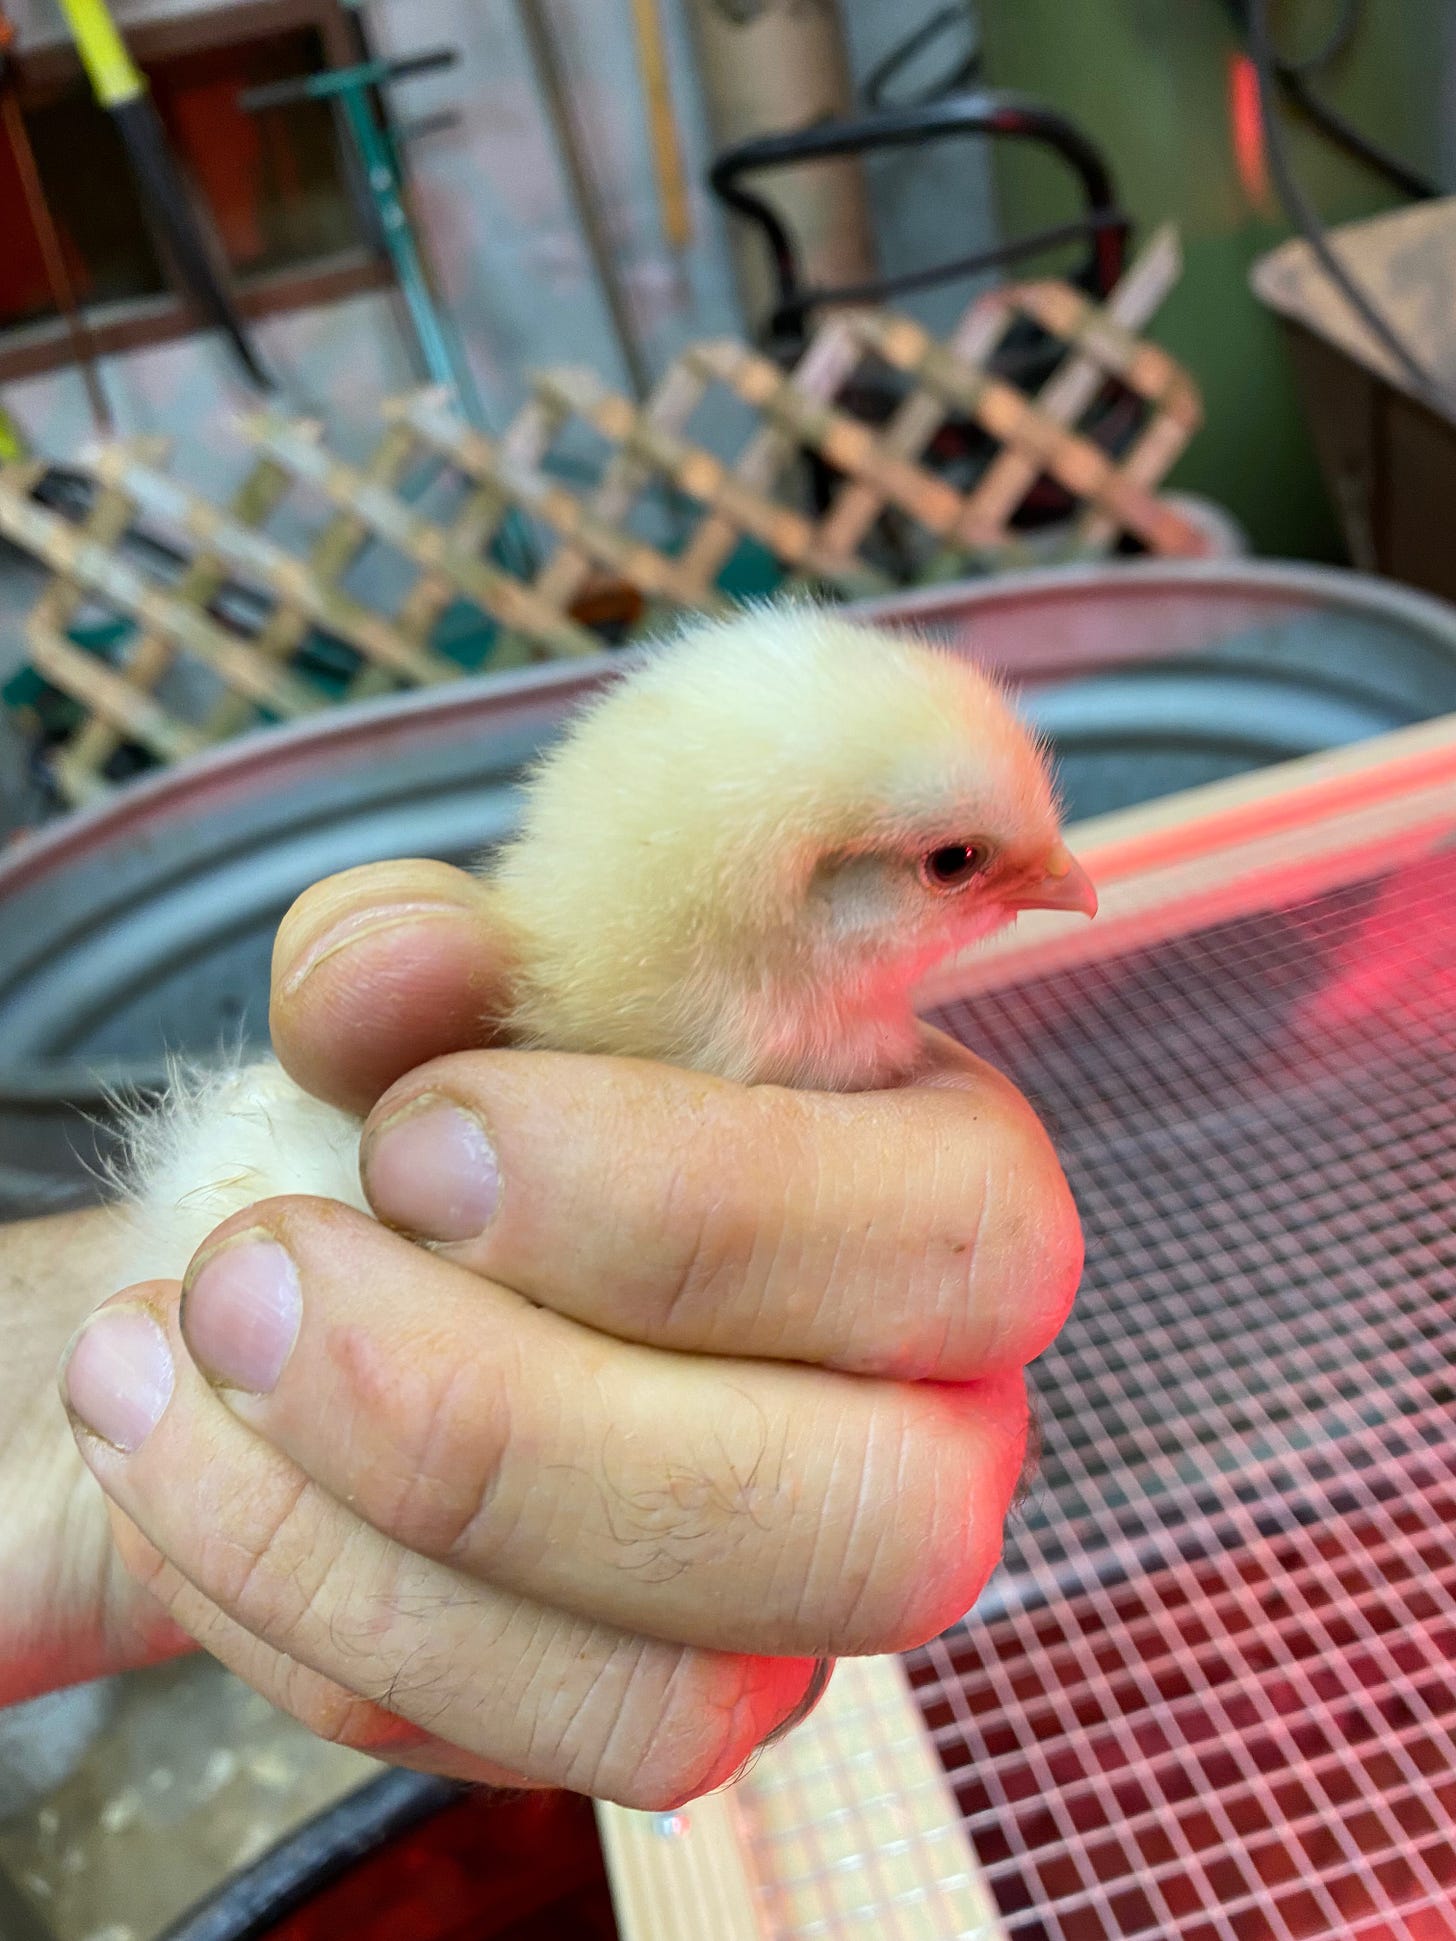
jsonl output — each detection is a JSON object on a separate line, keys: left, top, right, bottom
{"left": 492, "top": 604, "right": 1093, "bottom": 1089}
{"left": 122, "top": 605, "right": 1093, "bottom": 1277}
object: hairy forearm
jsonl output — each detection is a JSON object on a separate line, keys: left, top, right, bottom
{"left": 0, "top": 1209, "right": 192, "bottom": 1702}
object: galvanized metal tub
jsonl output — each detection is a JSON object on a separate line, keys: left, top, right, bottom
{"left": 4, "top": 558, "right": 1456, "bottom": 1219}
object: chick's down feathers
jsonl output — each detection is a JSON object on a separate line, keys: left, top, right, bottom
{"left": 122, "top": 606, "right": 1091, "bottom": 1279}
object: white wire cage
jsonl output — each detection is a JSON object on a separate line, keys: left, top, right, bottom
{"left": 729, "top": 716, "right": 1456, "bottom": 1941}
{"left": 903, "top": 727, "right": 1456, "bottom": 1941}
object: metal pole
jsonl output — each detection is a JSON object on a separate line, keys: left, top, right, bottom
{"left": 513, "top": 0, "right": 654, "bottom": 401}
{"left": 0, "top": 7, "right": 113, "bottom": 433}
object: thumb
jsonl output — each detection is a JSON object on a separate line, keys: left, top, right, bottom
{"left": 269, "top": 860, "right": 517, "bottom": 1115}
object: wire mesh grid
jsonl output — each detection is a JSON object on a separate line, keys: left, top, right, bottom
{"left": 902, "top": 849, "right": 1456, "bottom": 1941}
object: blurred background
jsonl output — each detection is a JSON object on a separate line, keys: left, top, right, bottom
{"left": 0, "top": 0, "right": 1451, "bottom": 567}
{"left": 3, "top": 5, "right": 1456, "bottom": 1940}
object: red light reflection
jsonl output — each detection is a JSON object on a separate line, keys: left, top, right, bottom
{"left": 1229, "top": 52, "right": 1274, "bottom": 213}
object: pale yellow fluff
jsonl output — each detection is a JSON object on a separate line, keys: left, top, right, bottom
{"left": 123, "top": 604, "right": 1070, "bottom": 1279}
{"left": 489, "top": 604, "right": 1060, "bottom": 1086}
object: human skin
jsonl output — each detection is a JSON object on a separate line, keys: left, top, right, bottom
{"left": 4, "top": 860, "right": 1081, "bottom": 1809}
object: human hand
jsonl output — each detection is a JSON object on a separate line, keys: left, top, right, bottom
{"left": 58, "top": 861, "right": 1082, "bottom": 1807}
{"left": 0, "top": 1210, "right": 193, "bottom": 1708}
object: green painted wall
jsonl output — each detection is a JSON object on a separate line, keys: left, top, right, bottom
{"left": 978, "top": 0, "right": 1454, "bottom": 558}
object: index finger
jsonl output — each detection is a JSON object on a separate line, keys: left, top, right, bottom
{"left": 356, "top": 1038, "right": 1080, "bottom": 1380}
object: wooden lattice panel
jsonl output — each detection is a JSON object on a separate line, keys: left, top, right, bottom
{"left": 0, "top": 228, "right": 1204, "bottom": 805}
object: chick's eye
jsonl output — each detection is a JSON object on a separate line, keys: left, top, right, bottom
{"left": 920, "top": 842, "right": 990, "bottom": 891}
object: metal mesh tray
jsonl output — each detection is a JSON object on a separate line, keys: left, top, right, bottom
{"left": 907, "top": 850, "right": 1456, "bottom": 1940}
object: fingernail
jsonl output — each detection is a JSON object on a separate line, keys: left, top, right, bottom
{"left": 182, "top": 1234, "right": 302, "bottom": 1393}
{"left": 362, "top": 1095, "right": 501, "bottom": 1241}
{"left": 281, "top": 901, "right": 474, "bottom": 995}
{"left": 61, "top": 1308, "right": 175, "bottom": 1453}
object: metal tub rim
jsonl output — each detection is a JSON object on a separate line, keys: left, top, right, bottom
{"left": 5, "top": 556, "right": 1456, "bottom": 907}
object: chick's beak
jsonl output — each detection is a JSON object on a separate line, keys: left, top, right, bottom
{"left": 1011, "top": 843, "right": 1098, "bottom": 919}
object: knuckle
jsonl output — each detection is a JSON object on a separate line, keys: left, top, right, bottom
{"left": 201, "top": 1472, "right": 319, "bottom": 1626}
{"left": 289, "top": 1677, "right": 378, "bottom": 1748}
{"left": 911, "top": 1387, "right": 1027, "bottom": 1641}
{"left": 984, "top": 1169, "right": 1083, "bottom": 1370}
{"left": 655, "top": 1167, "right": 773, "bottom": 1341}
{"left": 649, "top": 1095, "right": 801, "bottom": 1344}
{"left": 196, "top": 1207, "right": 521, "bottom": 1569}
{"left": 650, "top": 1156, "right": 740, "bottom": 1333}
{"left": 363, "top": 1345, "right": 515, "bottom": 1565}
{"left": 821, "top": 1079, "right": 1076, "bottom": 1383}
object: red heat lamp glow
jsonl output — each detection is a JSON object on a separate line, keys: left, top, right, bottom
{"left": 1229, "top": 51, "right": 1274, "bottom": 214}
{"left": 1295, "top": 849, "right": 1456, "bottom": 1038}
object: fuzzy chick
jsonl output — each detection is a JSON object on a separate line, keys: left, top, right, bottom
{"left": 123, "top": 605, "right": 1094, "bottom": 1279}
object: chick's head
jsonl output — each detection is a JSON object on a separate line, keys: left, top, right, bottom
{"left": 487, "top": 605, "right": 1095, "bottom": 1091}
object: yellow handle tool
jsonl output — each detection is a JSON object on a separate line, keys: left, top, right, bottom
{"left": 53, "top": 0, "right": 143, "bottom": 106}
{"left": 50, "top": 0, "right": 271, "bottom": 387}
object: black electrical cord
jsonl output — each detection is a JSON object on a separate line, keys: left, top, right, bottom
{"left": 1227, "top": 0, "right": 1441, "bottom": 200}
{"left": 1246, "top": 0, "right": 1449, "bottom": 412}
{"left": 1274, "top": 0, "right": 1440, "bottom": 202}
{"left": 1280, "top": 75, "right": 1437, "bottom": 203}
{"left": 710, "top": 90, "right": 1129, "bottom": 351}
{"left": 1270, "top": 0, "right": 1362, "bottom": 71}
{"left": 763, "top": 215, "right": 1124, "bottom": 337}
